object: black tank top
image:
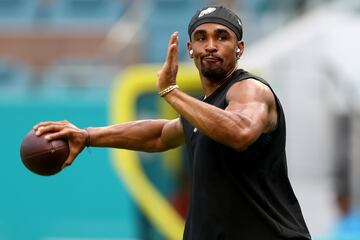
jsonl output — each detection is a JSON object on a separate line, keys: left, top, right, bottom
{"left": 180, "top": 69, "right": 311, "bottom": 240}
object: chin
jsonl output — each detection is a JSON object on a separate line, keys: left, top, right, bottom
{"left": 201, "top": 67, "right": 228, "bottom": 82}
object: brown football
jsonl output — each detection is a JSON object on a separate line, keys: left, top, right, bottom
{"left": 20, "top": 129, "right": 69, "bottom": 176}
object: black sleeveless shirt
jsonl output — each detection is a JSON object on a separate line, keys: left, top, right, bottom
{"left": 180, "top": 69, "right": 311, "bottom": 240}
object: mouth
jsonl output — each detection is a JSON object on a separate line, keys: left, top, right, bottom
{"left": 201, "top": 54, "right": 223, "bottom": 63}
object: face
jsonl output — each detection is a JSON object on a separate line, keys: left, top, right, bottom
{"left": 188, "top": 23, "right": 243, "bottom": 82}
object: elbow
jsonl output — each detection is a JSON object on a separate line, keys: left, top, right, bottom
{"left": 232, "top": 144, "right": 249, "bottom": 152}
{"left": 229, "top": 130, "right": 257, "bottom": 152}
{"left": 231, "top": 141, "right": 250, "bottom": 152}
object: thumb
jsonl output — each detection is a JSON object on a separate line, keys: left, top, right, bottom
{"left": 62, "top": 151, "right": 79, "bottom": 169}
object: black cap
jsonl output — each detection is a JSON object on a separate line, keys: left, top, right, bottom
{"left": 188, "top": 6, "right": 243, "bottom": 40}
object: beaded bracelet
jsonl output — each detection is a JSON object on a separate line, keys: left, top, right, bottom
{"left": 159, "top": 85, "right": 179, "bottom": 97}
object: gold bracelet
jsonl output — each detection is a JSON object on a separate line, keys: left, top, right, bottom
{"left": 159, "top": 85, "right": 179, "bottom": 97}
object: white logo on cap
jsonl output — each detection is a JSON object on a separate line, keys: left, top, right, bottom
{"left": 237, "top": 19, "right": 242, "bottom": 26}
{"left": 198, "top": 7, "right": 216, "bottom": 18}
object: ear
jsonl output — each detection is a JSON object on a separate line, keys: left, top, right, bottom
{"left": 237, "top": 41, "right": 244, "bottom": 57}
{"left": 187, "top": 42, "right": 193, "bottom": 58}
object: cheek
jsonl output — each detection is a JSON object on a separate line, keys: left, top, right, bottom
{"left": 227, "top": 48, "right": 237, "bottom": 62}
{"left": 192, "top": 53, "right": 202, "bottom": 69}
{"left": 225, "top": 46, "right": 237, "bottom": 57}
{"left": 222, "top": 50, "right": 238, "bottom": 69}
{"left": 223, "top": 49, "right": 237, "bottom": 62}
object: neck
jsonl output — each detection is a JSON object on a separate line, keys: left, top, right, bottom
{"left": 201, "top": 66, "right": 237, "bottom": 97}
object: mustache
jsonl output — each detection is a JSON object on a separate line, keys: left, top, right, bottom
{"left": 200, "top": 53, "right": 223, "bottom": 61}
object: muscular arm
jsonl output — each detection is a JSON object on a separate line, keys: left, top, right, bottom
{"left": 86, "top": 118, "right": 184, "bottom": 152}
{"left": 157, "top": 32, "right": 277, "bottom": 152}
{"left": 163, "top": 79, "right": 277, "bottom": 151}
{"left": 34, "top": 118, "right": 184, "bottom": 167}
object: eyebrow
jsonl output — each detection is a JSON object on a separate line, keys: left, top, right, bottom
{"left": 193, "top": 28, "right": 231, "bottom": 37}
{"left": 214, "top": 28, "right": 231, "bottom": 35}
{"left": 193, "top": 29, "right": 207, "bottom": 37}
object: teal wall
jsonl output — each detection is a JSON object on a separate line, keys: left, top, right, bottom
{"left": 0, "top": 88, "right": 139, "bottom": 239}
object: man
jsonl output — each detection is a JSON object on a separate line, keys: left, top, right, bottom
{"left": 34, "top": 6, "right": 311, "bottom": 240}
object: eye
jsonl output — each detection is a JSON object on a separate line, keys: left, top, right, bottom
{"left": 218, "top": 35, "right": 228, "bottom": 41}
{"left": 195, "top": 36, "right": 205, "bottom": 41}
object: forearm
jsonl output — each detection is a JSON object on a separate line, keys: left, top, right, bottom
{"left": 163, "top": 89, "right": 252, "bottom": 149}
{"left": 86, "top": 119, "right": 171, "bottom": 152}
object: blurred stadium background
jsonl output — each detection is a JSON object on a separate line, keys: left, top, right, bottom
{"left": 0, "top": 0, "right": 359, "bottom": 239}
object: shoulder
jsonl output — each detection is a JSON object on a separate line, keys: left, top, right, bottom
{"left": 226, "top": 78, "right": 278, "bottom": 132}
{"left": 226, "top": 78, "right": 275, "bottom": 104}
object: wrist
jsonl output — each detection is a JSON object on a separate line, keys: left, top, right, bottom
{"left": 84, "top": 128, "right": 92, "bottom": 147}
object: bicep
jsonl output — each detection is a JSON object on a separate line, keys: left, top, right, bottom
{"left": 225, "top": 80, "right": 277, "bottom": 140}
{"left": 159, "top": 118, "right": 185, "bottom": 150}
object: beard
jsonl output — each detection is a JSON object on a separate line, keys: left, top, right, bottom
{"left": 200, "top": 63, "right": 229, "bottom": 82}
{"left": 200, "top": 53, "right": 230, "bottom": 82}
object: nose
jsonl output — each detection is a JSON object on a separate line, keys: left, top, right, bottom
{"left": 205, "top": 38, "right": 217, "bottom": 53}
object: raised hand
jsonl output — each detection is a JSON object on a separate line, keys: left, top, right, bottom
{"left": 157, "top": 32, "right": 179, "bottom": 92}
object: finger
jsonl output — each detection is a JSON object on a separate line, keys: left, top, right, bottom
{"left": 35, "top": 125, "right": 64, "bottom": 136}
{"left": 173, "top": 34, "right": 179, "bottom": 66}
{"left": 33, "top": 121, "right": 64, "bottom": 131}
{"left": 34, "top": 122, "right": 54, "bottom": 130}
{"left": 44, "top": 131, "right": 68, "bottom": 141}
{"left": 167, "top": 31, "right": 178, "bottom": 47}
{"left": 165, "top": 32, "right": 179, "bottom": 63}
{"left": 174, "top": 31, "right": 178, "bottom": 45}
{"left": 165, "top": 44, "right": 178, "bottom": 69}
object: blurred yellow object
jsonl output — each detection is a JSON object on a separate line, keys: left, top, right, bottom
{"left": 110, "top": 63, "right": 200, "bottom": 240}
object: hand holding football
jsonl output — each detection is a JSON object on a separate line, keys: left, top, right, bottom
{"left": 20, "top": 129, "right": 69, "bottom": 176}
